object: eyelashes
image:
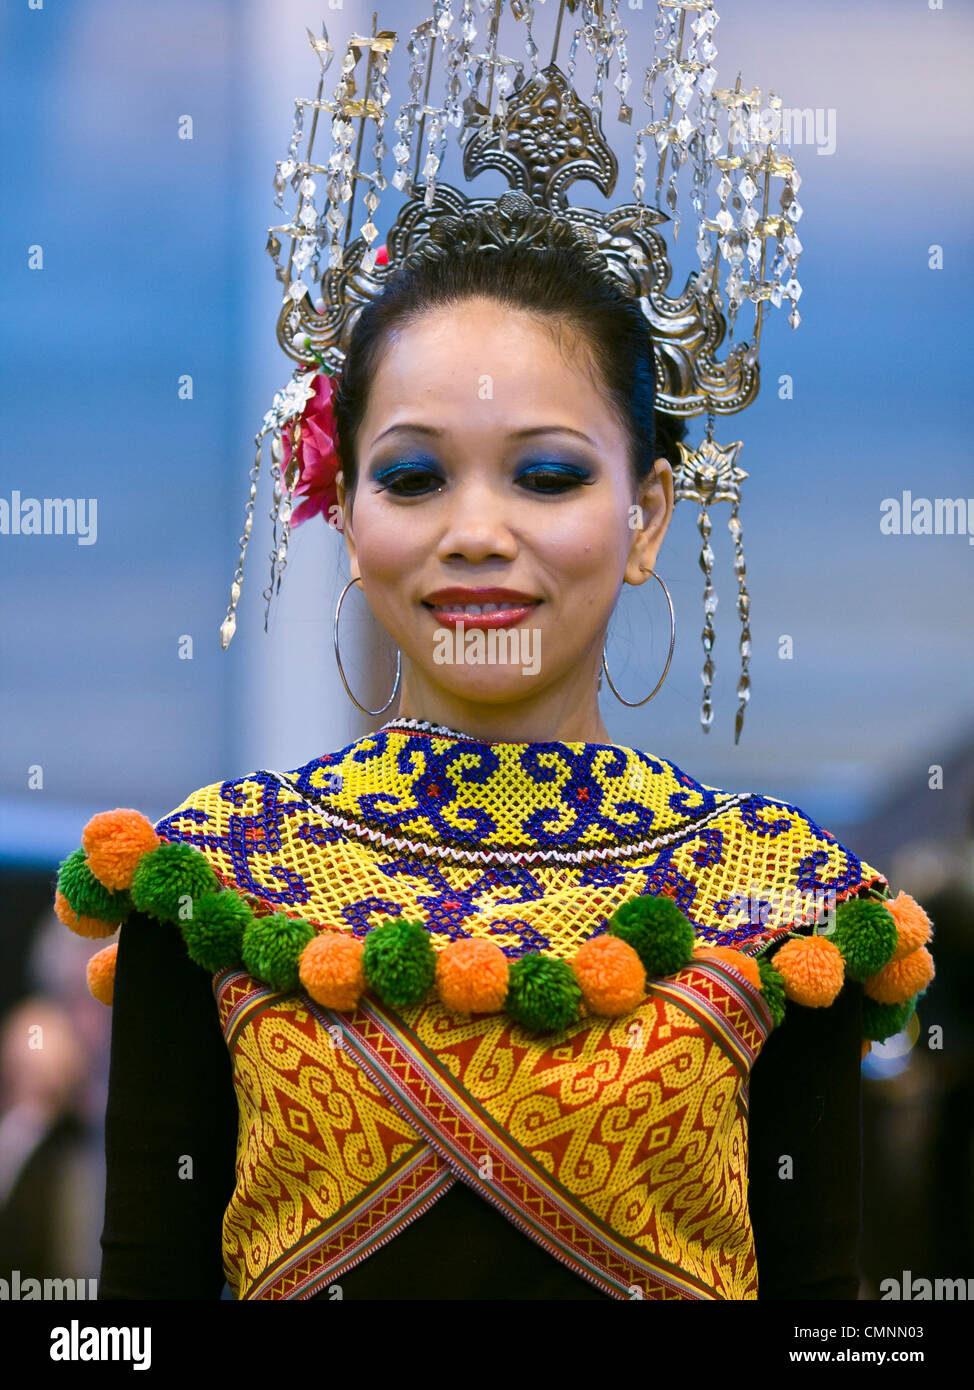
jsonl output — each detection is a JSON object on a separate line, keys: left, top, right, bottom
{"left": 370, "top": 460, "right": 594, "bottom": 498}
{"left": 516, "top": 463, "right": 594, "bottom": 493}
{"left": 371, "top": 461, "right": 440, "bottom": 496}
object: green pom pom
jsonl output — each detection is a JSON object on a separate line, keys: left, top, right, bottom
{"left": 129, "top": 842, "right": 219, "bottom": 923}
{"left": 506, "top": 953, "right": 582, "bottom": 1033}
{"left": 862, "top": 994, "right": 917, "bottom": 1043}
{"left": 241, "top": 912, "right": 315, "bottom": 990}
{"left": 181, "top": 890, "right": 252, "bottom": 971}
{"left": 362, "top": 918, "right": 436, "bottom": 1008}
{"left": 57, "top": 846, "right": 132, "bottom": 924}
{"left": 831, "top": 899, "right": 898, "bottom": 981}
{"left": 608, "top": 893, "right": 695, "bottom": 976}
{"left": 756, "top": 955, "right": 787, "bottom": 1028}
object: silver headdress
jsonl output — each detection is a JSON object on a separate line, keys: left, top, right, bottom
{"left": 219, "top": 1, "right": 804, "bottom": 746}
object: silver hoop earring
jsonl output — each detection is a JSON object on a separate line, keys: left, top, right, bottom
{"left": 333, "top": 576, "right": 402, "bottom": 716}
{"left": 601, "top": 569, "right": 676, "bottom": 708}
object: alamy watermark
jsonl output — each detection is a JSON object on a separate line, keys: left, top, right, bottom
{"left": 736, "top": 105, "right": 837, "bottom": 156}
{"left": 432, "top": 619, "right": 540, "bottom": 677}
{"left": 49, "top": 1319, "right": 150, "bottom": 1369}
{"left": 880, "top": 1269, "right": 974, "bottom": 1300}
{"left": 0, "top": 491, "right": 97, "bottom": 544}
{"left": 880, "top": 491, "right": 974, "bottom": 543}
{"left": 725, "top": 882, "right": 838, "bottom": 933}
{"left": 0, "top": 1269, "right": 97, "bottom": 1299}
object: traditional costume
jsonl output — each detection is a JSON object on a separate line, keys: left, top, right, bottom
{"left": 52, "top": 4, "right": 935, "bottom": 1299}
{"left": 57, "top": 718, "right": 933, "bottom": 1299}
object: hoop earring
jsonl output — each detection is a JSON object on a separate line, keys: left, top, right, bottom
{"left": 601, "top": 569, "right": 676, "bottom": 708}
{"left": 333, "top": 576, "right": 401, "bottom": 716}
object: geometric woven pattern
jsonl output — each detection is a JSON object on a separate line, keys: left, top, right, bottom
{"left": 216, "top": 952, "right": 772, "bottom": 1300}
{"left": 156, "top": 719, "right": 887, "bottom": 1300}
{"left": 158, "top": 718, "right": 888, "bottom": 960}
{"left": 216, "top": 970, "right": 450, "bottom": 1300}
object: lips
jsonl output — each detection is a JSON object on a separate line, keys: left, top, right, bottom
{"left": 422, "top": 588, "right": 541, "bottom": 629}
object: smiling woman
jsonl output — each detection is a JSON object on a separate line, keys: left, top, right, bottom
{"left": 64, "top": 5, "right": 938, "bottom": 1308}
{"left": 71, "top": 228, "right": 937, "bottom": 1305}
{"left": 330, "top": 241, "right": 673, "bottom": 740}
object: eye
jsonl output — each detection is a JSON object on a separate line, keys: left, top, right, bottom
{"left": 371, "top": 460, "right": 444, "bottom": 497}
{"left": 515, "top": 461, "right": 593, "bottom": 494}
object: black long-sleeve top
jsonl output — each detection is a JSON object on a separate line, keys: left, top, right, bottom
{"left": 98, "top": 909, "right": 864, "bottom": 1300}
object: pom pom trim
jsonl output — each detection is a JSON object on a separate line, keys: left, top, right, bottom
{"left": 55, "top": 815, "right": 931, "bottom": 1043}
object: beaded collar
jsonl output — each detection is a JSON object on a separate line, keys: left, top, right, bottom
{"left": 261, "top": 715, "right": 762, "bottom": 870}
{"left": 55, "top": 715, "right": 934, "bottom": 1046}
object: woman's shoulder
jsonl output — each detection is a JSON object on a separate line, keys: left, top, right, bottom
{"left": 624, "top": 745, "right": 936, "bottom": 1042}
{"left": 627, "top": 741, "right": 889, "bottom": 914}
{"left": 49, "top": 744, "right": 351, "bottom": 1004}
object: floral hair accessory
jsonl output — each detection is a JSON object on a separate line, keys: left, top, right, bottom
{"left": 280, "top": 365, "right": 343, "bottom": 531}
{"left": 218, "top": 244, "right": 391, "bottom": 647}
{"left": 279, "top": 243, "right": 390, "bottom": 536}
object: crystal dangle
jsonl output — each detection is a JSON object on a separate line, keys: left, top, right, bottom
{"left": 262, "top": 427, "right": 293, "bottom": 634}
{"left": 219, "top": 431, "right": 263, "bottom": 652}
{"left": 220, "top": 369, "right": 321, "bottom": 650}
{"left": 672, "top": 411, "right": 749, "bottom": 740}
{"left": 728, "top": 489, "right": 751, "bottom": 746}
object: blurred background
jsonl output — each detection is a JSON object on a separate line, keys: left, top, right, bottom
{"left": 1, "top": 0, "right": 971, "bottom": 1298}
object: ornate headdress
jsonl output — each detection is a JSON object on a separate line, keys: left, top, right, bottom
{"left": 219, "top": 1, "right": 805, "bottom": 745}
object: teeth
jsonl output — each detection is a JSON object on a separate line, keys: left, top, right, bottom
{"left": 425, "top": 597, "right": 530, "bottom": 614}
{"left": 435, "top": 602, "right": 515, "bottom": 614}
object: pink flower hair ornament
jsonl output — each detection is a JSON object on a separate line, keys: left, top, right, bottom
{"left": 280, "top": 366, "right": 344, "bottom": 531}
{"left": 218, "top": 245, "right": 390, "bottom": 648}
{"left": 281, "top": 243, "right": 390, "bottom": 534}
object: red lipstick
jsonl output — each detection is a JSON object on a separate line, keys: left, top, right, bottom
{"left": 422, "top": 587, "right": 541, "bottom": 629}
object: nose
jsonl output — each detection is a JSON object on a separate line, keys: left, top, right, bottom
{"left": 434, "top": 477, "right": 519, "bottom": 565}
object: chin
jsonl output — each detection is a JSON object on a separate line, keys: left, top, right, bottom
{"left": 424, "top": 670, "right": 547, "bottom": 704}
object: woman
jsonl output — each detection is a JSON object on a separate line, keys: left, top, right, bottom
{"left": 59, "top": 240, "right": 934, "bottom": 1300}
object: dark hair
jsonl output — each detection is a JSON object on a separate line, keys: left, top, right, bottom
{"left": 332, "top": 240, "right": 687, "bottom": 504}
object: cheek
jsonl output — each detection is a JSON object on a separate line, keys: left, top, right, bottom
{"left": 530, "top": 498, "right": 629, "bottom": 582}
{"left": 352, "top": 496, "right": 421, "bottom": 580}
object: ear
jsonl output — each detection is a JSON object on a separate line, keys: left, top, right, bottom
{"left": 624, "top": 457, "right": 674, "bottom": 585}
{"left": 334, "top": 470, "right": 359, "bottom": 575}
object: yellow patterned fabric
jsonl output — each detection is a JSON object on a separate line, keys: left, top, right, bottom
{"left": 153, "top": 717, "right": 888, "bottom": 1299}
{"left": 157, "top": 717, "right": 888, "bottom": 958}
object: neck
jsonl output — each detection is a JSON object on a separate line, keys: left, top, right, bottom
{"left": 393, "top": 662, "right": 618, "bottom": 745}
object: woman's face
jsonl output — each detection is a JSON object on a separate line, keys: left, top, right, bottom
{"left": 337, "top": 298, "right": 673, "bottom": 726}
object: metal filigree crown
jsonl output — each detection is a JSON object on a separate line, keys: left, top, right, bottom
{"left": 220, "top": 1, "right": 806, "bottom": 747}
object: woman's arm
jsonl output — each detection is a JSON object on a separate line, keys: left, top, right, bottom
{"left": 98, "top": 909, "right": 238, "bottom": 1299}
{"left": 747, "top": 977, "right": 864, "bottom": 1300}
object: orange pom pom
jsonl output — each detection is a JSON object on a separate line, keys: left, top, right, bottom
{"left": 87, "top": 943, "right": 118, "bottom": 1005}
{"left": 571, "top": 935, "right": 646, "bottom": 1017}
{"left": 53, "top": 888, "right": 118, "bottom": 939}
{"left": 772, "top": 934, "right": 846, "bottom": 1007}
{"left": 692, "top": 945, "right": 762, "bottom": 990}
{"left": 885, "top": 891, "right": 933, "bottom": 961}
{"left": 864, "top": 944, "right": 935, "bottom": 1005}
{"left": 435, "top": 938, "right": 510, "bottom": 1014}
{"left": 299, "top": 932, "right": 365, "bottom": 1011}
{"left": 82, "top": 809, "right": 160, "bottom": 891}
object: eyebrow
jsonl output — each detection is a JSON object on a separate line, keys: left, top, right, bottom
{"left": 369, "top": 423, "right": 597, "bottom": 447}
